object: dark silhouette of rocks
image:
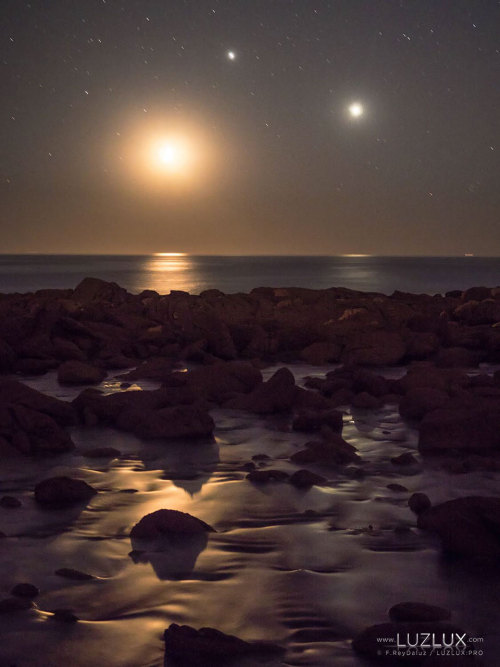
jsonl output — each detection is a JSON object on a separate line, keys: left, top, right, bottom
{"left": 10, "top": 583, "right": 39, "bottom": 598}
{"left": 130, "top": 509, "right": 215, "bottom": 540}
{"left": 417, "top": 496, "right": 500, "bottom": 559}
{"left": 246, "top": 469, "right": 290, "bottom": 483}
{"left": 57, "top": 360, "right": 107, "bottom": 385}
{"left": 55, "top": 568, "right": 95, "bottom": 581}
{"left": 408, "top": 493, "right": 431, "bottom": 515}
{"left": 163, "top": 623, "right": 283, "bottom": 665}
{"left": 34, "top": 476, "right": 97, "bottom": 509}
{"left": 289, "top": 469, "right": 327, "bottom": 488}
{"left": 291, "top": 432, "right": 360, "bottom": 467}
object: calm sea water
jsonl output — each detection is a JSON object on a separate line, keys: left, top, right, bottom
{"left": 0, "top": 254, "right": 499, "bottom": 295}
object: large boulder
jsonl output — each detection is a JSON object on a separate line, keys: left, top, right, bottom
{"left": 57, "top": 361, "right": 106, "bottom": 385}
{"left": 299, "top": 341, "right": 341, "bottom": 365}
{"left": 117, "top": 404, "right": 214, "bottom": 440}
{"left": 342, "top": 331, "right": 406, "bottom": 366}
{"left": 417, "top": 496, "right": 500, "bottom": 558}
{"left": 163, "top": 623, "right": 283, "bottom": 665}
{"left": 226, "top": 367, "right": 297, "bottom": 413}
{"left": 0, "top": 380, "right": 76, "bottom": 425}
{"left": 292, "top": 408, "right": 343, "bottom": 433}
{"left": 186, "top": 361, "right": 262, "bottom": 404}
{"left": 419, "top": 406, "right": 500, "bottom": 452}
{"left": 72, "top": 277, "right": 129, "bottom": 305}
{"left": 7, "top": 405, "right": 74, "bottom": 455}
{"left": 291, "top": 434, "right": 360, "bottom": 466}
{"left": 399, "top": 388, "right": 450, "bottom": 421}
{"left": 34, "top": 476, "right": 97, "bottom": 509}
{"left": 130, "top": 509, "right": 214, "bottom": 539}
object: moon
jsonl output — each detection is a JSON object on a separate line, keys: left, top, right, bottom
{"left": 154, "top": 139, "right": 189, "bottom": 172}
{"left": 227, "top": 50, "right": 236, "bottom": 61}
{"left": 348, "top": 102, "right": 364, "bottom": 118}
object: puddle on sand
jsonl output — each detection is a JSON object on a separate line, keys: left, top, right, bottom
{"left": 1, "top": 365, "right": 499, "bottom": 666}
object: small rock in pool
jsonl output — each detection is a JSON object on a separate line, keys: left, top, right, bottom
{"left": 389, "top": 601, "right": 451, "bottom": 622}
{"left": 130, "top": 509, "right": 215, "bottom": 540}
{"left": 55, "top": 568, "right": 95, "bottom": 581}
{"left": 163, "top": 623, "right": 283, "bottom": 664}
{"left": 10, "top": 583, "right": 39, "bottom": 599}
{"left": 289, "top": 469, "right": 327, "bottom": 488}
{"left": 246, "top": 469, "right": 289, "bottom": 483}
{"left": 387, "top": 483, "right": 408, "bottom": 492}
{"left": 408, "top": 492, "right": 431, "bottom": 514}
{"left": 81, "top": 447, "right": 121, "bottom": 458}
{"left": 391, "top": 452, "right": 418, "bottom": 466}
{"left": 0, "top": 597, "right": 35, "bottom": 613}
{"left": 51, "top": 609, "right": 79, "bottom": 623}
{"left": 0, "top": 495, "right": 22, "bottom": 509}
{"left": 34, "top": 476, "right": 97, "bottom": 509}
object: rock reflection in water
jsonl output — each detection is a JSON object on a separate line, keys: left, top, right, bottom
{"left": 130, "top": 532, "right": 209, "bottom": 580}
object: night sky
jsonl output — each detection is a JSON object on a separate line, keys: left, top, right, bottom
{"left": 1, "top": 0, "right": 499, "bottom": 255}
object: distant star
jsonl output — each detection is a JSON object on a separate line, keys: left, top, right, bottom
{"left": 227, "top": 50, "right": 236, "bottom": 61}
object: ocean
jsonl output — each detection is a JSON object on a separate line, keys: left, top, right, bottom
{"left": 0, "top": 254, "right": 500, "bottom": 295}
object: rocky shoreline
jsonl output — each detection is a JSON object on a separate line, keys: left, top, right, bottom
{"left": 1, "top": 277, "right": 500, "bottom": 665}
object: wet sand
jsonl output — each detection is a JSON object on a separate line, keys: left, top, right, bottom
{"left": 2, "top": 363, "right": 500, "bottom": 666}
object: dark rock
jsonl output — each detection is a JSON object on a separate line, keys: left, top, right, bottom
{"left": 342, "top": 331, "right": 407, "bottom": 366}
{"left": 51, "top": 608, "right": 79, "bottom": 623}
{"left": 0, "top": 495, "right": 22, "bottom": 508}
{"left": 34, "top": 476, "right": 97, "bottom": 509}
{"left": 117, "top": 357, "right": 174, "bottom": 381}
{"left": 226, "top": 366, "right": 297, "bottom": 413}
{"left": 10, "top": 583, "right": 39, "bottom": 598}
{"left": 289, "top": 469, "right": 327, "bottom": 488}
{"left": 81, "top": 447, "right": 121, "bottom": 458}
{"left": 408, "top": 493, "right": 431, "bottom": 514}
{"left": 6, "top": 404, "right": 75, "bottom": 455}
{"left": 396, "top": 365, "right": 469, "bottom": 394}
{"left": 73, "top": 276, "right": 129, "bottom": 304}
{"left": 291, "top": 408, "right": 343, "bottom": 433}
{"left": 14, "top": 358, "right": 56, "bottom": 375}
{"left": 246, "top": 469, "right": 289, "bottom": 483}
{"left": 434, "top": 346, "right": 482, "bottom": 368}
{"left": 117, "top": 404, "right": 214, "bottom": 440}
{"left": 389, "top": 602, "right": 451, "bottom": 623}
{"left": 461, "top": 286, "right": 492, "bottom": 302}
{"left": 130, "top": 509, "right": 215, "bottom": 540}
{"left": 187, "top": 361, "right": 262, "bottom": 404}
{"left": 55, "top": 568, "right": 95, "bottom": 581}
{"left": 351, "top": 391, "right": 383, "bottom": 409}
{"left": 163, "top": 623, "right": 283, "bottom": 665}
{"left": 251, "top": 454, "right": 270, "bottom": 461}
{"left": 399, "top": 388, "right": 450, "bottom": 421}
{"left": 0, "top": 379, "right": 76, "bottom": 425}
{"left": 299, "top": 341, "right": 341, "bottom": 365}
{"left": 0, "top": 597, "right": 35, "bottom": 613}
{"left": 387, "top": 483, "right": 409, "bottom": 492}
{"left": 57, "top": 360, "right": 106, "bottom": 385}
{"left": 291, "top": 434, "right": 360, "bottom": 466}
{"left": 417, "top": 496, "right": 500, "bottom": 558}
{"left": 391, "top": 452, "right": 418, "bottom": 466}
{"left": 351, "top": 369, "right": 390, "bottom": 397}
{"left": 419, "top": 406, "right": 500, "bottom": 452}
